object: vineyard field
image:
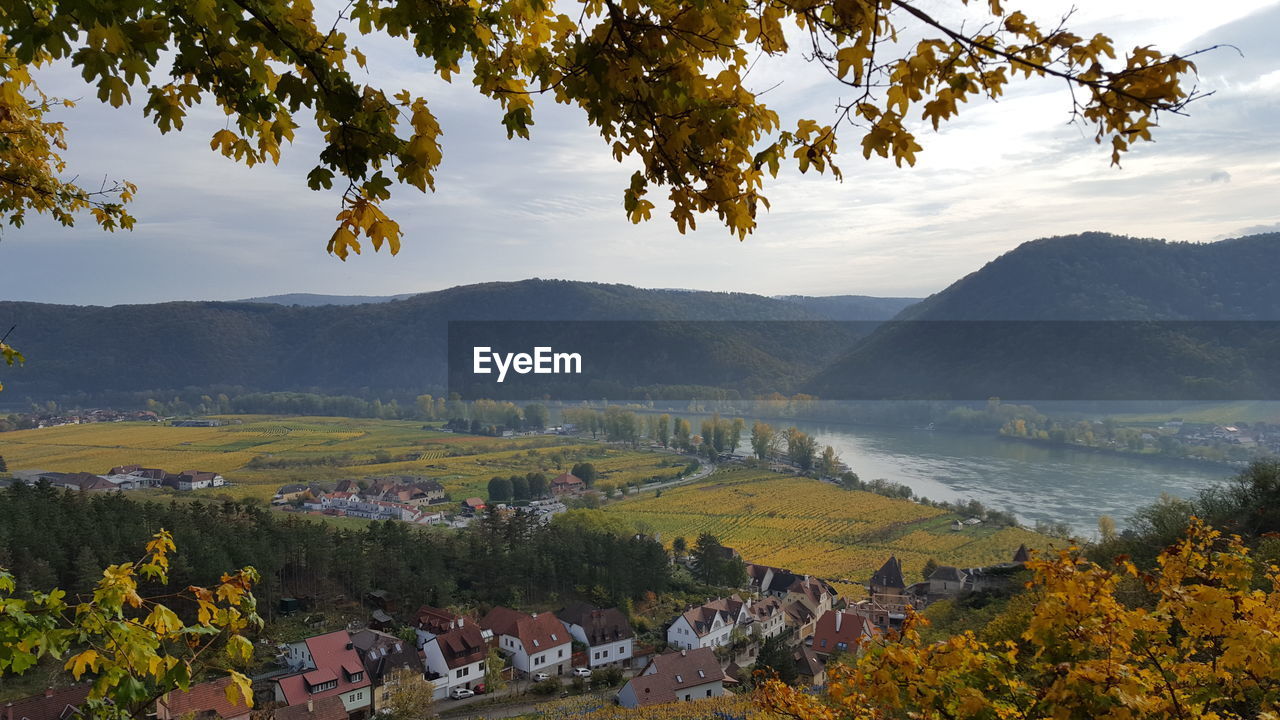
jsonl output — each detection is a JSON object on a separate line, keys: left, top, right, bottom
{"left": 0, "top": 416, "right": 680, "bottom": 502}
{"left": 602, "top": 468, "right": 1045, "bottom": 593}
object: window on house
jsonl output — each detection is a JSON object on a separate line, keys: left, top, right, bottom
{"left": 675, "top": 675, "right": 683, "bottom": 683}
{"left": 558, "top": 649, "right": 564, "bottom": 658}
{"left": 837, "top": 642, "right": 848, "bottom": 651}
{"left": 706, "top": 690, "right": 713, "bottom": 697}
{"left": 456, "top": 668, "right": 465, "bottom": 678}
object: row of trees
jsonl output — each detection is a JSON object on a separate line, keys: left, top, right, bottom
{"left": 0, "top": 482, "right": 674, "bottom": 616}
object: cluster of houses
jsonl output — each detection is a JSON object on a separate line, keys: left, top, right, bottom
{"left": 3, "top": 465, "right": 226, "bottom": 492}
{"left": 1, "top": 408, "right": 162, "bottom": 430}
{"left": 2, "top": 542, "right": 1035, "bottom": 720}
{"left": 276, "top": 476, "right": 576, "bottom": 528}
{"left": 1170, "top": 421, "right": 1280, "bottom": 453}
{"left": 278, "top": 476, "right": 452, "bottom": 526}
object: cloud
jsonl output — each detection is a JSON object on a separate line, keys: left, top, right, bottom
{"left": 2, "top": 1, "right": 1279, "bottom": 305}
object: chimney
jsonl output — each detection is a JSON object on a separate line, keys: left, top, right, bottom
{"left": 835, "top": 612, "right": 843, "bottom": 633}
{"left": 307, "top": 698, "right": 314, "bottom": 712}
{"left": 45, "top": 688, "right": 54, "bottom": 698}
{"left": 681, "top": 649, "right": 687, "bottom": 657}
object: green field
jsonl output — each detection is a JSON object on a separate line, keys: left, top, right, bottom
{"left": 0, "top": 416, "right": 687, "bottom": 502}
{"left": 602, "top": 467, "right": 1046, "bottom": 597}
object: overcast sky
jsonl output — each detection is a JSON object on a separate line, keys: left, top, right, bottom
{"left": 1, "top": 0, "right": 1277, "bottom": 306}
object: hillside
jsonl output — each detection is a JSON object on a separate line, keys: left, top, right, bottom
{"left": 0, "top": 280, "right": 885, "bottom": 402}
{"left": 775, "top": 294, "right": 919, "bottom": 321}
{"left": 236, "top": 292, "right": 419, "bottom": 305}
{"left": 809, "top": 232, "right": 1280, "bottom": 400}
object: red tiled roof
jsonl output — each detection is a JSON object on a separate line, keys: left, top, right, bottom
{"left": 156, "top": 676, "right": 250, "bottom": 719}
{"left": 275, "top": 631, "right": 370, "bottom": 707}
{"left": 552, "top": 472, "right": 583, "bottom": 485}
{"left": 271, "top": 695, "right": 348, "bottom": 720}
{"left": 812, "top": 610, "right": 877, "bottom": 655}
{"left": 435, "top": 623, "right": 488, "bottom": 670}
{"left": 624, "top": 648, "right": 725, "bottom": 707}
{"left": 481, "top": 607, "right": 569, "bottom": 652}
{"left": 2, "top": 685, "right": 91, "bottom": 720}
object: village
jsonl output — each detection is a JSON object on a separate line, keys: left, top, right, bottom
{"left": 2, "top": 539, "right": 1032, "bottom": 720}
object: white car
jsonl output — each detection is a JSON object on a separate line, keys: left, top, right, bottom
{"left": 571, "top": 667, "right": 592, "bottom": 678}
{"left": 532, "top": 672, "right": 551, "bottom": 682}
{"left": 449, "top": 687, "right": 475, "bottom": 700}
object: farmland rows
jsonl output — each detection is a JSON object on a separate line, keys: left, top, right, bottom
{"left": 603, "top": 468, "right": 1044, "bottom": 591}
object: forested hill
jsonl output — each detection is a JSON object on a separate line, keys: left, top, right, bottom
{"left": 0, "top": 280, "right": 891, "bottom": 401}
{"left": 896, "top": 232, "right": 1280, "bottom": 320}
{"left": 809, "top": 232, "right": 1280, "bottom": 400}
{"left": 774, "top": 294, "right": 919, "bottom": 321}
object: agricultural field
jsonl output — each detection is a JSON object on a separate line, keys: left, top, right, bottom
{"left": 0, "top": 416, "right": 688, "bottom": 503}
{"left": 602, "top": 467, "right": 1045, "bottom": 595}
{"left": 524, "top": 691, "right": 762, "bottom": 720}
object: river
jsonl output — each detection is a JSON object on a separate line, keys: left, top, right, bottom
{"left": 792, "top": 422, "right": 1234, "bottom": 536}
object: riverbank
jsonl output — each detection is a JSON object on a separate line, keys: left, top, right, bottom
{"left": 993, "top": 434, "right": 1248, "bottom": 473}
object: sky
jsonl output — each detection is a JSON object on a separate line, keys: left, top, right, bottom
{"left": 1, "top": 0, "right": 1277, "bottom": 306}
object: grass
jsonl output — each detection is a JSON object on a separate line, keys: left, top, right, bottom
{"left": 602, "top": 467, "right": 1045, "bottom": 595}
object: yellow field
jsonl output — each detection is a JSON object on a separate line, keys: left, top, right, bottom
{"left": 0, "top": 416, "right": 681, "bottom": 501}
{"left": 602, "top": 468, "right": 1044, "bottom": 591}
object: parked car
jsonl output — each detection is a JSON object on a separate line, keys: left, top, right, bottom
{"left": 532, "top": 672, "right": 551, "bottom": 682}
{"left": 449, "top": 687, "right": 475, "bottom": 700}
{"left": 572, "top": 667, "right": 592, "bottom": 678}
{"left": 472, "top": 683, "right": 486, "bottom": 695}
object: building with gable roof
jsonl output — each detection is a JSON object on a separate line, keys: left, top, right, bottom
{"left": 616, "top": 648, "right": 727, "bottom": 709}
{"left": 155, "top": 676, "right": 251, "bottom": 720}
{"left": 422, "top": 618, "right": 490, "bottom": 699}
{"left": 481, "top": 607, "right": 572, "bottom": 677}
{"left": 274, "top": 630, "right": 373, "bottom": 717}
{"left": 666, "top": 596, "right": 752, "bottom": 650}
{"left": 1, "top": 685, "right": 91, "bottom": 720}
{"left": 810, "top": 610, "right": 878, "bottom": 660}
{"left": 349, "top": 629, "right": 424, "bottom": 712}
{"left": 556, "top": 602, "right": 635, "bottom": 668}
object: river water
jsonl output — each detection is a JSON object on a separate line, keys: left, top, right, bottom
{"left": 794, "top": 422, "right": 1234, "bottom": 536}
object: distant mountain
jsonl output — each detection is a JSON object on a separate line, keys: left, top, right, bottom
{"left": 0, "top": 280, "right": 883, "bottom": 401}
{"left": 895, "top": 232, "right": 1280, "bottom": 321}
{"left": 237, "top": 292, "right": 418, "bottom": 306}
{"left": 775, "top": 294, "right": 919, "bottom": 321}
{"left": 809, "top": 232, "right": 1280, "bottom": 400}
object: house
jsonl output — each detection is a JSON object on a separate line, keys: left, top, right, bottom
{"left": 274, "top": 630, "right": 373, "bottom": 717}
{"left": 275, "top": 484, "right": 313, "bottom": 504}
{"left": 364, "top": 476, "right": 447, "bottom": 506}
{"left": 556, "top": 603, "right": 635, "bottom": 668}
{"left": 782, "top": 599, "right": 818, "bottom": 639}
{"left": 666, "top": 597, "right": 750, "bottom": 651}
{"left": 927, "top": 566, "right": 967, "bottom": 595}
{"left": 793, "top": 646, "right": 826, "bottom": 687}
{"left": 1013, "top": 544, "right": 1031, "bottom": 563}
{"left": 35, "top": 472, "right": 117, "bottom": 493}
{"left": 1, "top": 685, "right": 91, "bottom": 720}
{"left": 868, "top": 556, "right": 905, "bottom": 598}
{"left": 422, "top": 619, "right": 490, "bottom": 700}
{"left": 550, "top": 472, "right": 585, "bottom": 495}
{"left": 784, "top": 576, "right": 837, "bottom": 619}
{"left": 616, "top": 648, "right": 726, "bottom": 709}
{"left": 414, "top": 605, "right": 462, "bottom": 646}
{"left": 271, "top": 695, "right": 349, "bottom": 720}
{"left": 810, "top": 610, "right": 877, "bottom": 660}
{"left": 173, "top": 470, "right": 225, "bottom": 491}
{"left": 155, "top": 676, "right": 251, "bottom": 720}
{"left": 747, "top": 596, "right": 787, "bottom": 639}
{"left": 481, "top": 606, "right": 572, "bottom": 677}
{"left": 350, "top": 629, "right": 424, "bottom": 712}
{"left": 461, "top": 498, "right": 486, "bottom": 515}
